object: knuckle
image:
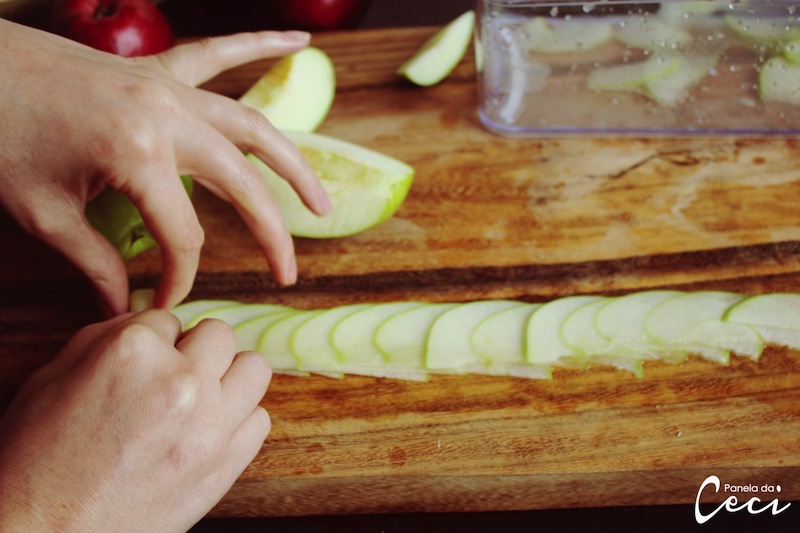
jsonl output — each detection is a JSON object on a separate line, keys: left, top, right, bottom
{"left": 160, "top": 369, "right": 201, "bottom": 416}
{"left": 195, "top": 317, "right": 236, "bottom": 348}
{"left": 241, "top": 106, "right": 274, "bottom": 142}
{"left": 171, "top": 220, "right": 205, "bottom": 255}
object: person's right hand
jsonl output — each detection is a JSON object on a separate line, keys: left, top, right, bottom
{"left": 0, "top": 19, "right": 331, "bottom": 316}
{"left": 0, "top": 309, "right": 271, "bottom": 532}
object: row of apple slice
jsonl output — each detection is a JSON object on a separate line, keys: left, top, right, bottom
{"left": 171, "top": 291, "right": 800, "bottom": 381}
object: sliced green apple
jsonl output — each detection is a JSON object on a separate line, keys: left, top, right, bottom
{"left": 759, "top": 56, "right": 800, "bottom": 105}
{"left": 526, "top": 295, "right": 605, "bottom": 368}
{"left": 614, "top": 15, "right": 692, "bottom": 50}
{"left": 258, "top": 309, "right": 323, "bottom": 374}
{"left": 724, "top": 293, "right": 800, "bottom": 349}
{"left": 645, "top": 291, "right": 763, "bottom": 363}
{"left": 595, "top": 290, "right": 688, "bottom": 364}
{"left": 725, "top": 14, "right": 800, "bottom": 52}
{"left": 331, "top": 301, "right": 429, "bottom": 381}
{"left": 171, "top": 299, "right": 239, "bottom": 329}
{"left": 249, "top": 131, "right": 414, "bottom": 238}
{"left": 239, "top": 46, "right": 335, "bottom": 132}
{"left": 587, "top": 54, "right": 682, "bottom": 93}
{"left": 426, "top": 300, "right": 522, "bottom": 373}
{"left": 658, "top": 1, "right": 729, "bottom": 22}
{"left": 785, "top": 40, "right": 800, "bottom": 63}
{"left": 188, "top": 302, "right": 291, "bottom": 329}
{"left": 471, "top": 303, "right": 550, "bottom": 379}
{"left": 645, "top": 52, "right": 720, "bottom": 107}
{"left": 375, "top": 303, "right": 457, "bottom": 372}
{"left": 86, "top": 174, "right": 193, "bottom": 261}
{"left": 523, "top": 16, "right": 613, "bottom": 54}
{"left": 397, "top": 10, "right": 475, "bottom": 87}
{"left": 290, "top": 303, "right": 372, "bottom": 373}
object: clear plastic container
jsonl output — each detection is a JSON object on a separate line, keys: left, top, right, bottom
{"left": 476, "top": 0, "right": 800, "bottom": 136}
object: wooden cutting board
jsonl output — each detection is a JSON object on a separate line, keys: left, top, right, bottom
{"left": 1, "top": 27, "right": 800, "bottom": 517}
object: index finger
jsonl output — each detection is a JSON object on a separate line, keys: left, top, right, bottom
{"left": 154, "top": 31, "right": 311, "bottom": 87}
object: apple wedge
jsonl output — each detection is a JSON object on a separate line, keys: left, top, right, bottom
{"left": 397, "top": 10, "right": 475, "bottom": 87}
{"left": 759, "top": 56, "right": 800, "bottom": 106}
{"left": 249, "top": 131, "right": 414, "bottom": 238}
{"left": 239, "top": 46, "right": 335, "bottom": 132}
{"left": 523, "top": 17, "right": 613, "bottom": 54}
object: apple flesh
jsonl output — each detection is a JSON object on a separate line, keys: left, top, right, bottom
{"left": 52, "top": 0, "right": 175, "bottom": 57}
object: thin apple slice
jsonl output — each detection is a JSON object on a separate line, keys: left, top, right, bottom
{"left": 189, "top": 303, "right": 291, "bottom": 328}
{"left": 426, "top": 300, "right": 524, "bottom": 373}
{"left": 725, "top": 14, "right": 800, "bottom": 52}
{"left": 658, "top": 1, "right": 728, "bottom": 22}
{"left": 523, "top": 17, "right": 613, "bottom": 54}
{"left": 785, "top": 40, "right": 800, "bottom": 64}
{"left": 724, "top": 293, "right": 800, "bottom": 349}
{"left": 172, "top": 299, "right": 239, "bottom": 329}
{"left": 290, "top": 303, "right": 372, "bottom": 373}
{"left": 645, "top": 291, "right": 763, "bottom": 363}
{"left": 234, "top": 310, "right": 309, "bottom": 376}
{"left": 248, "top": 131, "right": 414, "bottom": 239}
{"left": 331, "top": 301, "right": 429, "bottom": 381}
{"left": 595, "top": 290, "right": 688, "bottom": 364}
{"left": 239, "top": 46, "right": 335, "bottom": 132}
{"left": 614, "top": 15, "right": 692, "bottom": 50}
{"left": 375, "top": 303, "right": 457, "bottom": 372}
{"left": 759, "top": 56, "right": 800, "bottom": 106}
{"left": 258, "top": 310, "right": 344, "bottom": 378}
{"left": 526, "top": 295, "right": 606, "bottom": 368}
{"left": 397, "top": 10, "right": 475, "bottom": 87}
{"left": 471, "top": 303, "right": 550, "bottom": 379}
{"left": 645, "top": 52, "right": 720, "bottom": 107}
{"left": 587, "top": 54, "right": 682, "bottom": 93}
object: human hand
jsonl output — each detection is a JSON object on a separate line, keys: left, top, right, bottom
{"left": 0, "top": 309, "right": 271, "bottom": 532}
{"left": 0, "top": 19, "right": 331, "bottom": 316}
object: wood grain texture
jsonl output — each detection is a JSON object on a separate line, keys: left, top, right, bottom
{"left": 1, "top": 27, "right": 800, "bottom": 517}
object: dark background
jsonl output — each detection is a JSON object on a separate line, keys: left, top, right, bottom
{"left": 2, "top": 1, "right": 798, "bottom": 531}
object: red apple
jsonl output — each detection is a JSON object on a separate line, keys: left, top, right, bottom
{"left": 52, "top": 0, "right": 174, "bottom": 57}
{"left": 277, "top": 0, "right": 372, "bottom": 31}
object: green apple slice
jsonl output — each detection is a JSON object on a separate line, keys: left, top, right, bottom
{"left": 259, "top": 310, "right": 335, "bottom": 375}
{"left": 426, "top": 300, "right": 523, "bottom": 373}
{"left": 471, "top": 303, "right": 550, "bottom": 379}
{"left": 724, "top": 293, "right": 800, "bottom": 349}
{"left": 523, "top": 16, "right": 613, "bottom": 54}
{"left": 397, "top": 10, "right": 475, "bottom": 87}
{"left": 375, "top": 303, "right": 457, "bottom": 372}
{"left": 86, "top": 175, "right": 193, "bottom": 261}
{"left": 234, "top": 310, "right": 310, "bottom": 376}
{"left": 587, "top": 54, "right": 682, "bottom": 93}
{"left": 290, "top": 303, "right": 372, "bottom": 373}
{"left": 785, "top": 40, "right": 800, "bottom": 63}
{"left": 658, "top": 1, "right": 728, "bottom": 22}
{"left": 172, "top": 299, "right": 239, "bottom": 329}
{"left": 614, "top": 15, "right": 692, "bottom": 50}
{"left": 645, "top": 52, "right": 719, "bottom": 107}
{"left": 645, "top": 291, "right": 763, "bottom": 363}
{"left": 595, "top": 290, "right": 688, "bottom": 364}
{"left": 527, "top": 295, "right": 606, "bottom": 368}
{"left": 725, "top": 14, "right": 800, "bottom": 51}
{"left": 331, "top": 301, "right": 429, "bottom": 381}
{"left": 188, "top": 302, "right": 291, "bottom": 328}
{"left": 248, "top": 131, "right": 414, "bottom": 238}
{"left": 239, "top": 46, "right": 335, "bottom": 132}
{"left": 759, "top": 56, "right": 800, "bottom": 106}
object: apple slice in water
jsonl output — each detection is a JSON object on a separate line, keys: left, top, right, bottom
{"left": 426, "top": 300, "right": 523, "bottom": 373}
{"left": 249, "top": 131, "right": 414, "bottom": 238}
{"left": 614, "top": 15, "right": 692, "bottom": 50}
{"left": 724, "top": 293, "right": 800, "bottom": 349}
{"left": 397, "top": 10, "right": 475, "bottom": 87}
{"left": 725, "top": 14, "right": 800, "bottom": 52}
{"left": 527, "top": 295, "right": 606, "bottom": 369}
{"left": 645, "top": 52, "right": 720, "bottom": 107}
{"left": 759, "top": 57, "right": 800, "bottom": 106}
{"left": 523, "top": 17, "right": 613, "bottom": 54}
{"left": 595, "top": 290, "right": 688, "bottom": 364}
{"left": 331, "top": 301, "right": 429, "bottom": 381}
{"left": 375, "top": 303, "right": 457, "bottom": 372}
{"left": 645, "top": 291, "right": 763, "bottom": 363}
{"left": 587, "top": 54, "right": 682, "bottom": 93}
{"left": 239, "top": 47, "right": 335, "bottom": 132}
{"left": 471, "top": 303, "right": 549, "bottom": 379}
{"left": 785, "top": 40, "right": 800, "bottom": 64}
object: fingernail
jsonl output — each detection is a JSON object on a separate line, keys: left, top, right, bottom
{"left": 282, "top": 256, "right": 298, "bottom": 286}
{"left": 283, "top": 31, "right": 311, "bottom": 43}
{"left": 317, "top": 186, "right": 332, "bottom": 215}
